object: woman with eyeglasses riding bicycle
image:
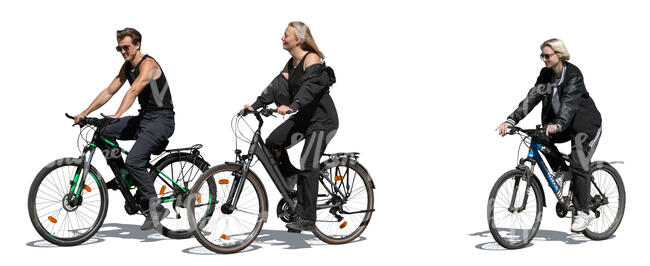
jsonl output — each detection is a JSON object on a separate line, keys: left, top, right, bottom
{"left": 495, "top": 38, "right": 602, "bottom": 233}
{"left": 243, "top": 21, "right": 338, "bottom": 232}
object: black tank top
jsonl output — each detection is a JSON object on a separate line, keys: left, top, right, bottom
{"left": 287, "top": 52, "right": 310, "bottom": 96}
{"left": 124, "top": 54, "right": 174, "bottom": 111}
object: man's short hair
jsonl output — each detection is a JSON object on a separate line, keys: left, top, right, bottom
{"left": 116, "top": 27, "right": 142, "bottom": 45}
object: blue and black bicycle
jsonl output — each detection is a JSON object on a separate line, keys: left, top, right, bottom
{"left": 27, "top": 114, "right": 215, "bottom": 246}
{"left": 487, "top": 125, "right": 625, "bottom": 249}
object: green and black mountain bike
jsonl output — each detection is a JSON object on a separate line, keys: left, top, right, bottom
{"left": 27, "top": 113, "right": 215, "bottom": 246}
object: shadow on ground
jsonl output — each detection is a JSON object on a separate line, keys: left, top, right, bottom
{"left": 182, "top": 229, "right": 367, "bottom": 255}
{"left": 26, "top": 223, "right": 174, "bottom": 247}
{"left": 26, "top": 224, "right": 367, "bottom": 254}
{"left": 469, "top": 229, "right": 615, "bottom": 250}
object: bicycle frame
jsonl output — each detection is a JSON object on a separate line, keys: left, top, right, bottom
{"left": 222, "top": 112, "right": 350, "bottom": 214}
{"left": 513, "top": 130, "right": 612, "bottom": 214}
{"left": 527, "top": 139, "right": 562, "bottom": 198}
{"left": 69, "top": 128, "right": 194, "bottom": 211}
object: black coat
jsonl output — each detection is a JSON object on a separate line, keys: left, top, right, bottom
{"left": 507, "top": 61, "right": 601, "bottom": 136}
{"left": 252, "top": 62, "right": 339, "bottom": 134}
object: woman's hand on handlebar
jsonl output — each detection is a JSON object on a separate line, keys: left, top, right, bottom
{"left": 277, "top": 105, "right": 293, "bottom": 115}
{"left": 496, "top": 122, "right": 513, "bottom": 137}
{"left": 545, "top": 124, "right": 559, "bottom": 136}
{"left": 243, "top": 105, "right": 255, "bottom": 112}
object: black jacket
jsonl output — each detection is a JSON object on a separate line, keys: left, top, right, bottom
{"left": 507, "top": 61, "right": 601, "bottom": 136}
{"left": 252, "top": 63, "right": 339, "bottom": 133}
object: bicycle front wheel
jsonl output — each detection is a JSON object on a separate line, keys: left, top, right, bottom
{"left": 313, "top": 160, "right": 375, "bottom": 244}
{"left": 187, "top": 164, "right": 267, "bottom": 254}
{"left": 28, "top": 158, "right": 109, "bottom": 246}
{"left": 487, "top": 169, "right": 543, "bottom": 249}
{"left": 583, "top": 162, "right": 625, "bottom": 240}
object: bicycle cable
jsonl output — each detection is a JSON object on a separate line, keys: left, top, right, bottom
{"left": 515, "top": 133, "right": 531, "bottom": 165}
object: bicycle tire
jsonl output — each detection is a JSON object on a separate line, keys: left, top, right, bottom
{"left": 487, "top": 169, "right": 543, "bottom": 249}
{"left": 582, "top": 162, "right": 625, "bottom": 240}
{"left": 150, "top": 152, "right": 214, "bottom": 239}
{"left": 312, "top": 160, "right": 374, "bottom": 244}
{"left": 28, "top": 157, "right": 108, "bottom": 246}
{"left": 187, "top": 164, "right": 267, "bottom": 254}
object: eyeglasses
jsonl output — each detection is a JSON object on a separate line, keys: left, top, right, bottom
{"left": 540, "top": 52, "right": 556, "bottom": 60}
{"left": 115, "top": 45, "right": 131, "bottom": 52}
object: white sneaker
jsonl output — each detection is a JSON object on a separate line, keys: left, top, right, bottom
{"left": 571, "top": 211, "right": 596, "bottom": 233}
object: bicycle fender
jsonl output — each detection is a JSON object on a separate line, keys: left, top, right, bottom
{"left": 352, "top": 162, "right": 375, "bottom": 189}
{"left": 591, "top": 160, "right": 623, "bottom": 167}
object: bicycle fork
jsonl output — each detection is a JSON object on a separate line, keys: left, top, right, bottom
{"left": 68, "top": 146, "right": 97, "bottom": 207}
{"left": 222, "top": 131, "right": 261, "bottom": 214}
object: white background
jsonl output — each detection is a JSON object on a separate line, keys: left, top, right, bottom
{"left": 1, "top": 0, "right": 648, "bottom": 264}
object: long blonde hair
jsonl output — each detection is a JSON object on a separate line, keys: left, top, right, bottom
{"left": 289, "top": 21, "right": 325, "bottom": 59}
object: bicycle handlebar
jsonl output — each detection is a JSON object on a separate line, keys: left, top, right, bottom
{"left": 65, "top": 113, "right": 116, "bottom": 128}
{"left": 238, "top": 107, "right": 292, "bottom": 117}
{"left": 508, "top": 125, "right": 550, "bottom": 142}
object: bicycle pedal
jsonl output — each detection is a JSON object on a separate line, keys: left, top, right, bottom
{"left": 106, "top": 179, "right": 119, "bottom": 190}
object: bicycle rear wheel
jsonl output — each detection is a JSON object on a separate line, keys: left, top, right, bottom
{"left": 151, "top": 152, "right": 213, "bottom": 239}
{"left": 312, "top": 160, "right": 374, "bottom": 244}
{"left": 583, "top": 162, "right": 625, "bottom": 240}
{"left": 187, "top": 164, "right": 267, "bottom": 254}
{"left": 487, "top": 169, "right": 543, "bottom": 249}
{"left": 28, "top": 158, "right": 108, "bottom": 246}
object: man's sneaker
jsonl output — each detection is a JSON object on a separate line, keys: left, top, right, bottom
{"left": 106, "top": 179, "right": 119, "bottom": 190}
{"left": 286, "top": 217, "right": 315, "bottom": 232}
{"left": 140, "top": 203, "right": 170, "bottom": 231}
{"left": 571, "top": 211, "right": 596, "bottom": 233}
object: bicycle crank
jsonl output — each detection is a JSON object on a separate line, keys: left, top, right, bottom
{"left": 276, "top": 197, "right": 297, "bottom": 223}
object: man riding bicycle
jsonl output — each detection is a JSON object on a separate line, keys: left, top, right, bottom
{"left": 496, "top": 38, "right": 602, "bottom": 233}
{"left": 73, "top": 28, "right": 174, "bottom": 230}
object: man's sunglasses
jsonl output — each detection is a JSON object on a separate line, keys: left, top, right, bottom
{"left": 115, "top": 45, "right": 132, "bottom": 52}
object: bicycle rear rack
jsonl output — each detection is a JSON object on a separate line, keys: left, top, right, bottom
{"left": 165, "top": 144, "right": 203, "bottom": 153}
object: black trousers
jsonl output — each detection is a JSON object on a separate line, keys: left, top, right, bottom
{"left": 266, "top": 118, "right": 336, "bottom": 220}
{"left": 98, "top": 110, "right": 175, "bottom": 202}
{"left": 543, "top": 127, "right": 602, "bottom": 213}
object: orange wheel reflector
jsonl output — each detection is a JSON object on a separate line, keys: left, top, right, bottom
{"left": 219, "top": 179, "right": 229, "bottom": 185}
{"left": 221, "top": 234, "right": 231, "bottom": 240}
{"left": 197, "top": 193, "right": 202, "bottom": 203}
{"left": 83, "top": 185, "right": 92, "bottom": 192}
{"left": 334, "top": 176, "right": 343, "bottom": 181}
{"left": 339, "top": 221, "right": 347, "bottom": 229}
{"left": 48, "top": 216, "right": 58, "bottom": 223}
{"left": 159, "top": 185, "right": 167, "bottom": 195}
